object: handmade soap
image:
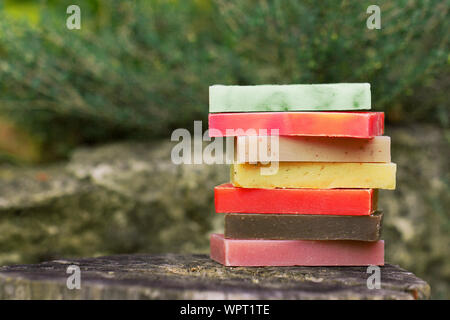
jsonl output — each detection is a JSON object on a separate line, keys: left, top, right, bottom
{"left": 224, "top": 212, "right": 383, "bottom": 241}
{"left": 210, "top": 234, "right": 384, "bottom": 266}
{"left": 231, "top": 162, "right": 396, "bottom": 189}
{"left": 208, "top": 112, "right": 384, "bottom": 138}
{"left": 215, "top": 183, "right": 377, "bottom": 215}
{"left": 209, "top": 83, "right": 371, "bottom": 112}
{"left": 235, "top": 136, "right": 391, "bottom": 163}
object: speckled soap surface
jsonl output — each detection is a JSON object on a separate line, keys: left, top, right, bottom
{"left": 231, "top": 162, "right": 397, "bottom": 190}
{"left": 209, "top": 83, "right": 371, "bottom": 112}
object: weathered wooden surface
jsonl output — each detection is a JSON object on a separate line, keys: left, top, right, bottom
{"left": 0, "top": 254, "right": 430, "bottom": 299}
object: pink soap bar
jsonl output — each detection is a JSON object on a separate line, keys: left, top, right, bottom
{"left": 210, "top": 233, "right": 384, "bottom": 266}
{"left": 208, "top": 112, "right": 384, "bottom": 138}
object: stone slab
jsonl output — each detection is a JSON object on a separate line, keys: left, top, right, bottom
{"left": 0, "top": 254, "right": 430, "bottom": 299}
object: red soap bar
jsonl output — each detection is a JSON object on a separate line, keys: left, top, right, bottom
{"left": 208, "top": 112, "right": 384, "bottom": 138}
{"left": 210, "top": 233, "right": 384, "bottom": 266}
{"left": 215, "top": 183, "right": 377, "bottom": 215}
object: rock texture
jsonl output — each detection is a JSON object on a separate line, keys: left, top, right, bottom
{"left": 0, "top": 141, "right": 228, "bottom": 265}
{"left": 381, "top": 125, "right": 449, "bottom": 299}
{"left": 0, "top": 254, "right": 430, "bottom": 300}
{"left": 0, "top": 124, "right": 448, "bottom": 298}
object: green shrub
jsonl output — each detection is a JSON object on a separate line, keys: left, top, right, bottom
{"left": 0, "top": 0, "right": 448, "bottom": 160}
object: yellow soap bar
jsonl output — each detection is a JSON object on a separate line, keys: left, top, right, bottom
{"left": 231, "top": 162, "right": 396, "bottom": 190}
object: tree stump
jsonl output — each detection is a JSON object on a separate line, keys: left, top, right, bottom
{"left": 0, "top": 254, "right": 430, "bottom": 299}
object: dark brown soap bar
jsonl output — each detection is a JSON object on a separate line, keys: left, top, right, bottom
{"left": 224, "top": 212, "right": 383, "bottom": 241}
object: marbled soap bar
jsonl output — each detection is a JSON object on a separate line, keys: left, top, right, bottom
{"left": 224, "top": 212, "right": 383, "bottom": 241}
{"left": 231, "top": 162, "right": 396, "bottom": 189}
{"left": 209, "top": 112, "right": 384, "bottom": 138}
{"left": 215, "top": 183, "right": 377, "bottom": 215}
{"left": 235, "top": 136, "right": 391, "bottom": 163}
{"left": 210, "top": 233, "right": 384, "bottom": 266}
{"left": 209, "top": 83, "right": 371, "bottom": 112}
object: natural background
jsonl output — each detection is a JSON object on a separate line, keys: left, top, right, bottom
{"left": 0, "top": 0, "right": 448, "bottom": 298}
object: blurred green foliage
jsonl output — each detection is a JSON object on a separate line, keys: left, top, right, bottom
{"left": 0, "top": 0, "right": 448, "bottom": 160}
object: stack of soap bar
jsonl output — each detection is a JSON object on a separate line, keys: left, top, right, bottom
{"left": 208, "top": 83, "right": 396, "bottom": 267}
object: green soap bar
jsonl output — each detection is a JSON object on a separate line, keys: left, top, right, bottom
{"left": 209, "top": 83, "right": 371, "bottom": 112}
